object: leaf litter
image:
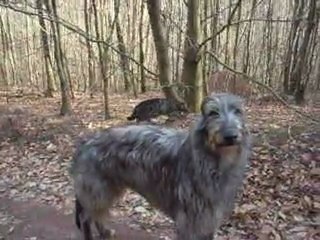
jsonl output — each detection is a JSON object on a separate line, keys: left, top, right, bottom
{"left": 0, "top": 92, "right": 319, "bottom": 240}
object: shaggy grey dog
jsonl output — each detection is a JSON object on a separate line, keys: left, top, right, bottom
{"left": 127, "top": 97, "right": 188, "bottom": 122}
{"left": 70, "top": 93, "right": 251, "bottom": 240}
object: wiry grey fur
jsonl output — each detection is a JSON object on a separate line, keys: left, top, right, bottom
{"left": 127, "top": 97, "right": 188, "bottom": 122}
{"left": 70, "top": 93, "right": 251, "bottom": 240}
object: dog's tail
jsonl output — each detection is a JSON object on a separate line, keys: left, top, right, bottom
{"left": 127, "top": 110, "right": 136, "bottom": 121}
{"left": 75, "top": 197, "right": 82, "bottom": 229}
{"left": 127, "top": 114, "right": 135, "bottom": 121}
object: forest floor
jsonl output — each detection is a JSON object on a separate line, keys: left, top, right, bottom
{"left": 0, "top": 91, "right": 319, "bottom": 240}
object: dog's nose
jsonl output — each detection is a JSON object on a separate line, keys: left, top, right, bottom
{"left": 223, "top": 130, "right": 239, "bottom": 145}
{"left": 224, "top": 135, "right": 238, "bottom": 144}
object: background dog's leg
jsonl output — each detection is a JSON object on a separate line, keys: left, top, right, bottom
{"left": 95, "top": 222, "right": 115, "bottom": 239}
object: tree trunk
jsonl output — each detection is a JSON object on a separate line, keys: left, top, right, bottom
{"left": 146, "top": 0, "right": 184, "bottom": 105}
{"left": 92, "top": 0, "right": 111, "bottom": 119}
{"left": 181, "top": 0, "right": 202, "bottom": 112}
{"left": 44, "top": 0, "right": 72, "bottom": 115}
{"left": 84, "top": 0, "right": 96, "bottom": 98}
{"left": 36, "top": 0, "right": 54, "bottom": 97}
{"left": 114, "top": 0, "right": 131, "bottom": 94}
{"left": 291, "top": 0, "right": 317, "bottom": 104}
{"left": 0, "top": 15, "right": 9, "bottom": 87}
{"left": 243, "top": 0, "right": 256, "bottom": 74}
{"left": 139, "top": 0, "right": 146, "bottom": 93}
{"left": 5, "top": 12, "right": 18, "bottom": 86}
{"left": 283, "top": 0, "right": 303, "bottom": 94}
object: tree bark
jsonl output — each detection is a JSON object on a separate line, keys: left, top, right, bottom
{"left": 36, "top": 0, "right": 55, "bottom": 97}
{"left": 84, "top": 0, "right": 96, "bottom": 98}
{"left": 44, "top": 0, "right": 72, "bottom": 115}
{"left": 139, "top": 0, "right": 146, "bottom": 93}
{"left": 92, "top": 0, "right": 111, "bottom": 119}
{"left": 146, "top": 0, "right": 184, "bottom": 105}
{"left": 181, "top": 0, "right": 203, "bottom": 112}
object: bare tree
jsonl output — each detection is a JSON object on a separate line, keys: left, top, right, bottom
{"left": 0, "top": 15, "right": 9, "bottom": 87}
{"left": 114, "top": 0, "right": 135, "bottom": 96}
{"left": 181, "top": 0, "right": 202, "bottom": 112}
{"left": 44, "top": 0, "right": 72, "bottom": 115}
{"left": 146, "top": 0, "right": 183, "bottom": 105}
{"left": 139, "top": 0, "right": 146, "bottom": 93}
{"left": 243, "top": 0, "right": 257, "bottom": 74}
{"left": 83, "top": 0, "right": 96, "bottom": 98}
{"left": 36, "top": 0, "right": 54, "bottom": 97}
{"left": 92, "top": 0, "right": 110, "bottom": 119}
{"left": 284, "top": 0, "right": 318, "bottom": 103}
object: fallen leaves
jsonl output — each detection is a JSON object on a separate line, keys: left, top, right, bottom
{"left": 0, "top": 92, "right": 319, "bottom": 239}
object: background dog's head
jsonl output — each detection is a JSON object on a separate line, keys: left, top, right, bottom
{"left": 198, "top": 92, "right": 248, "bottom": 152}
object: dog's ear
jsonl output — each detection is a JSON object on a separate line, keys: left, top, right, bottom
{"left": 197, "top": 116, "right": 207, "bottom": 131}
{"left": 201, "top": 96, "right": 210, "bottom": 116}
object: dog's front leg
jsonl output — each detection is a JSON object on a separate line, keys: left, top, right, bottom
{"left": 95, "top": 222, "right": 116, "bottom": 239}
{"left": 176, "top": 230, "right": 214, "bottom": 240}
{"left": 175, "top": 211, "right": 214, "bottom": 240}
{"left": 198, "top": 234, "right": 214, "bottom": 240}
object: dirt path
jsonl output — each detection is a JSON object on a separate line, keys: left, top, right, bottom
{"left": 0, "top": 195, "right": 158, "bottom": 240}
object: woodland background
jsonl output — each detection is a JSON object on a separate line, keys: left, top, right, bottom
{"left": 0, "top": 1, "right": 319, "bottom": 240}
{"left": 0, "top": 0, "right": 319, "bottom": 116}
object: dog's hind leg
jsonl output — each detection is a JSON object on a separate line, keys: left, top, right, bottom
{"left": 75, "top": 197, "right": 83, "bottom": 230}
{"left": 81, "top": 216, "right": 93, "bottom": 240}
{"left": 75, "top": 197, "right": 93, "bottom": 240}
{"left": 90, "top": 181, "right": 124, "bottom": 239}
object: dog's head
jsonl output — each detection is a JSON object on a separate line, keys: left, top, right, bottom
{"left": 198, "top": 92, "right": 248, "bottom": 152}
{"left": 173, "top": 101, "right": 189, "bottom": 113}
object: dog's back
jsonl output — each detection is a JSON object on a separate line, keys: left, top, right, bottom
{"left": 70, "top": 125, "right": 187, "bottom": 223}
{"left": 127, "top": 98, "right": 186, "bottom": 122}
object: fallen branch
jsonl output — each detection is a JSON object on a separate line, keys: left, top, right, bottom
{"left": 0, "top": 92, "right": 43, "bottom": 103}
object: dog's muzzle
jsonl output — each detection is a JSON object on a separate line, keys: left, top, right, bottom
{"left": 222, "top": 129, "right": 241, "bottom": 146}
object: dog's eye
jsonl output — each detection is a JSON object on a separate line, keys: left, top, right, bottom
{"left": 234, "top": 108, "right": 242, "bottom": 115}
{"left": 208, "top": 110, "right": 219, "bottom": 117}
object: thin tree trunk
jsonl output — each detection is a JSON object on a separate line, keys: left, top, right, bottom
{"left": 0, "top": 15, "right": 9, "bottom": 87}
{"left": 44, "top": 0, "right": 72, "bottom": 115}
{"left": 291, "top": 0, "right": 317, "bottom": 104}
{"left": 92, "top": 0, "right": 111, "bottom": 119}
{"left": 84, "top": 0, "right": 96, "bottom": 98}
{"left": 36, "top": 0, "right": 54, "bottom": 97}
{"left": 146, "top": 0, "right": 184, "bottom": 105}
{"left": 5, "top": 11, "right": 17, "bottom": 86}
{"left": 224, "top": 0, "right": 232, "bottom": 66}
{"left": 181, "top": 0, "right": 202, "bottom": 112}
{"left": 114, "top": 0, "right": 131, "bottom": 93}
{"left": 283, "top": 0, "right": 303, "bottom": 94}
{"left": 265, "top": 0, "right": 273, "bottom": 86}
{"left": 139, "top": 0, "right": 146, "bottom": 93}
{"left": 25, "top": 6, "right": 33, "bottom": 87}
{"left": 243, "top": 0, "right": 257, "bottom": 74}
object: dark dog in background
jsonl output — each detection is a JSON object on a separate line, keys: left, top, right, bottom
{"left": 70, "top": 93, "right": 251, "bottom": 240}
{"left": 127, "top": 98, "right": 188, "bottom": 122}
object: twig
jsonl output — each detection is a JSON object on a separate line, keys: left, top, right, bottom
{"left": 199, "top": 0, "right": 242, "bottom": 49}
